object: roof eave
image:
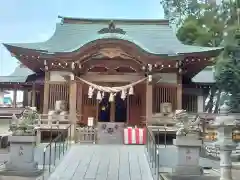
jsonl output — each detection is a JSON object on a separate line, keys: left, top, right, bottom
{"left": 58, "top": 15, "right": 170, "bottom": 25}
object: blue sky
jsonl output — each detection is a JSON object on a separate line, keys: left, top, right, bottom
{"left": 0, "top": 0, "right": 164, "bottom": 76}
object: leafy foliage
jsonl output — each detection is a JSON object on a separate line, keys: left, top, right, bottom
{"left": 161, "top": 0, "right": 240, "bottom": 112}
{"left": 215, "top": 28, "right": 240, "bottom": 112}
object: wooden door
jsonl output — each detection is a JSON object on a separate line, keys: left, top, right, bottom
{"left": 128, "top": 83, "right": 146, "bottom": 126}
{"left": 77, "top": 83, "right": 97, "bottom": 125}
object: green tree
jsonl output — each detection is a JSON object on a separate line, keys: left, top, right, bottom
{"left": 215, "top": 27, "right": 240, "bottom": 112}
{"left": 161, "top": 0, "right": 240, "bottom": 113}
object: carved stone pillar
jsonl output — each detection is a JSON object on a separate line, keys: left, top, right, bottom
{"left": 211, "top": 114, "right": 238, "bottom": 180}
{"left": 177, "top": 73, "right": 182, "bottom": 110}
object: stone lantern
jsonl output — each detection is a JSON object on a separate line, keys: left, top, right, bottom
{"left": 210, "top": 102, "right": 239, "bottom": 180}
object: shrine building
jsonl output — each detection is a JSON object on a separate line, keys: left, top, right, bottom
{"left": 0, "top": 16, "right": 222, "bottom": 126}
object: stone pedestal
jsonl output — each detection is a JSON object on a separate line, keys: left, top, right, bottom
{"left": 0, "top": 136, "right": 42, "bottom": 177}
{"left": 212, "top": 115, "right": 238, "bottom": 180}
{"left": 173, "top": 134, "right": 203, "bottom": 176}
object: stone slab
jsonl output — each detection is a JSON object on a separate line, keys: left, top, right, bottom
{"left": 9, "top": 136, "right": 36, "bottom": 143}
{"left": 173, "top": 137, "right": 202, "bottom": 147}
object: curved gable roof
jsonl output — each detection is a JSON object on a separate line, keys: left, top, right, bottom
{"left": 4, "top": 17, "right": 222, "bottom": 55}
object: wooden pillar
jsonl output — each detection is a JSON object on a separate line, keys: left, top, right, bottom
{"left": 146, "top": 80, "right": 153, "bottom": 125}
{"left": 96, "top": 101, "right": 99, "bottom": 123}
{"left": 127, "top": 96, "right": 130, "bottom": 124}
{"left": 22, "top": 90, "right": 28, "bottom": 107}
{"left": 69, "top": 80, "right": 77, "bottom": 140}
{"left": 31, "top": 83, "right": 36, "bottom": 107}
{"left": 177, "top": 73, "right": 182, "bottom": 110}
{"left": 13, "top": 86, "right": 17, "bottom": 108}
{"left": 110, "top": 101, "right": 115, "bottom": 122}
{"left": 27, "top": 90, "right": 31, "bottom": 106}
{"left": 77, "top": 82, "right": 83, "bottom": 123}
{"left": 43, "top": 72, "right": 50, "bottom": 114}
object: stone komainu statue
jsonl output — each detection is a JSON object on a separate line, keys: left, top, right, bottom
{"left": 173, "top": 110, "right": 201, "bottom": 136}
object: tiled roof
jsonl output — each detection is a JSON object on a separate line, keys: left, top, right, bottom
{"left": 0, "top": 65, "right": 33, "bottom": 83}
{"left": 4, "top": 17, "right": 222, "bottom": 55}
{"left": 192, "top": 67, "right": 215, "bottom": 83}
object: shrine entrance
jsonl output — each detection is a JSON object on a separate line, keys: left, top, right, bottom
{"left": 76, "top": 79, "right": 146, "bottom": 126}
{"left": 98, "top": 94, "right": 111, "bottom": 122}
{"left": 115, "top": 93, "right": 127, "bottom": 122}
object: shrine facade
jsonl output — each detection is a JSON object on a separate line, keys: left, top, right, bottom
{"left": 0, "top": 16, "right": 222, "bottom": 126}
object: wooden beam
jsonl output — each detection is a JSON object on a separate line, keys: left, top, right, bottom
{"left": 81, "top": 72, "right": 145, "bottom": 83}
{"left": 81, "top": 59, "right": 142, "bottom": 72}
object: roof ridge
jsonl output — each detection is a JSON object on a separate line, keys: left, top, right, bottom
{"left": 58, "top": 16, "right": 169, "bottom": 25}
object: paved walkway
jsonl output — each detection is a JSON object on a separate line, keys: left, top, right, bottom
{"left": 48, "top": 145, "right": 153, "bottom": 180}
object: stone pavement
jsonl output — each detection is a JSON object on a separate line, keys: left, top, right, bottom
{"left": 48, "top": 144, "right": 153, "bottom": 180}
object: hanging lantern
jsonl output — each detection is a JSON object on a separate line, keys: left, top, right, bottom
{"left": 148, "top": 75, "right": 152, "bottom": 82}
{"left": 96, "top": 91, "right": 102, "bottom": 100}
{"left": 71, "top": 62, "right": 75, "bottom": 70}
{"left": 109, "top": 93, "right": 114, "bottom": 102}
{"left": 129, "top": 86, "right": 134, "bottom": 95}
{"left": 121, "top": 90, "right": 126, "bottom": 100}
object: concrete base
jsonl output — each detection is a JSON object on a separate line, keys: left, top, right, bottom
{"left": 161, "top": 174, "right": 219, "bottom": 180}
{"left": 173, "top": 136, "right": 203, "bottom": 176}
{"left": 3, "top": 136, "right": 43, "bottom": 177}
{"left": 0, "top": 175, "right": 42, "bottom": 180}
{"left": 173, "top": 165, "right": 203, "bottom": 176}
{"left": 0, "top": 168, "right": 43, "bottom": 177}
